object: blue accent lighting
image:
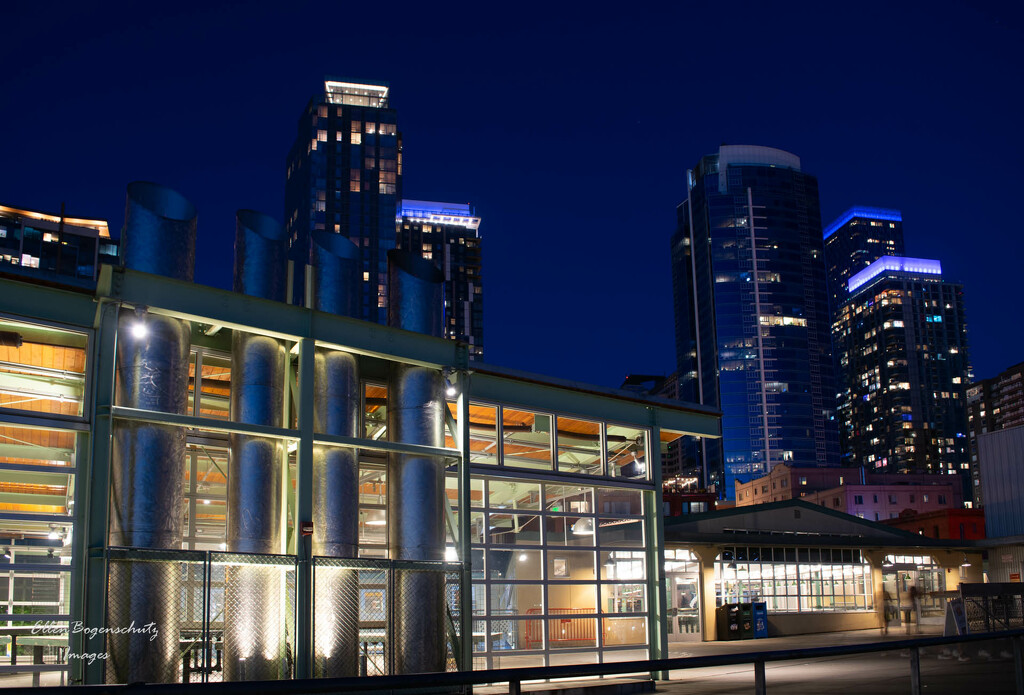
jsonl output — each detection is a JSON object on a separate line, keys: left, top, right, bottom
{"left": 847, "top": 256, "right": 942, "bottom": 294}
{"left": 823, "top": 206, "right": 903, "bottom": 240}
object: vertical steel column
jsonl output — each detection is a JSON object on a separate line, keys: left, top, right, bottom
{"left": 309, "top": 231, "right": 361, "bottom": 677}
{"left": 644, "top": 414, "right": 669, "bottom": 679}
{"left": 456, "top": 371, "right": 473, "bottom": 674}
{"left": 80, "top": 300, "right": 117, "bottom": 685}
{"left": 386, "top": 250, "right": 447, "bottom": 674}
{"left": 295, "top": 336, "right": 315, "bottom": 680}
{"left": 225, "top": 211, "right": 289, "bottom": 681}
{"left": 108, "top": 181, "right": 196, "bottom": 685}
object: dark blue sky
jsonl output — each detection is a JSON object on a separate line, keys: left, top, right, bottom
{"left": 3, "top": 1, "right": 1022, "bottom": 388}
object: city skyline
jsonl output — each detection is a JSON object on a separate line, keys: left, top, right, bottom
{"left": 2, "top": 2, "right": 1022, "bottom": 389}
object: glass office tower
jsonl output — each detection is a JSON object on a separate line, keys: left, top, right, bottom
{"left": 284, "top": 79, "right": 401, "bottom": 320}
{"left": 396, "top": 200, "right": 484, "bottom": 359}
{"left": 671, "top": 145, "right": 839, "bottom": 498}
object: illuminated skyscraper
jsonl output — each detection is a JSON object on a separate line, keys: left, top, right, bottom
{"left": 831, "top": 256, "right": 971, "bottom": 488}
{"left": 396, "top": 200, "right": 484, "bottom": 359}
{"left": 284, "top": 79, "right": 401, "bottom": 320}
{"left": 823, "top": 206, "right": 905, "bottom": 316}
{"left": 671, "top": 145, "right": 839, "bottom": 498}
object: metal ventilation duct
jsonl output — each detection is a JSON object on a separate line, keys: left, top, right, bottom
{"left": 310, "top": 230, "right": 361, "bottom": 676}
{"left": 386, "top": 250, "right": 447, "bottom": 674}
{"left": 310, "top": 230, "right": 360, "bottom": 316}
{"left": 108, "top": 182, "right": 196, "bottom": 684}
{"left": 119, "top": 181, "right": 197, "bottom": 281}
{"left": 225, "top": 210, "right": 288, "bottom": 681}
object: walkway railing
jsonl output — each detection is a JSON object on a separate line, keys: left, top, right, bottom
{"left": 2, "top": 628, "right": 1022, "bottom": 695}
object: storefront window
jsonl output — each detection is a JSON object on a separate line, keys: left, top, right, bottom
{"left": 715, "top": 546, "right": 873, "bottom": 613}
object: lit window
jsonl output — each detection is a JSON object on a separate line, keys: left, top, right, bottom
{"left": 351, "top": 132, "right": 362, "bottom": 145}
{"left": 317, "top": 130, "right": 327, "bottom": 142}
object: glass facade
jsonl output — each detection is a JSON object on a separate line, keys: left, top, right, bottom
{"left": 0, "top": 314, "right": 87, "bottom": 677}
{"left": 461, "top": 477, "right": 650, "bottom": 669}
{"left": 715, "top": 546, "right": 873, "bottom": 613}
{"left": 672, "top": 146, "right": 839, "bottom": 498}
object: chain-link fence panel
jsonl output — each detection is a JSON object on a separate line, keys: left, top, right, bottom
{"left": 105, "top": 548, "right": 206, "bottom": 684}
{"left": 963, "top": 594, "right": 1024, "bottom": 633}
{"left": 312, "top": 558, "right": 363, "bottom": 677}
{"left": 216, "top": 552, "right": 296, "bottom": 681}
{"left": 392, "top": 562, "right": 448, "bottom": 675}
{"left": 445, "top": 568, "right": 462, "bottom": 671}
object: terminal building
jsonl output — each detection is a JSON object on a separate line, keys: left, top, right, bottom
{"left": 0, "top": 183, "right": 719, "bottom": 684}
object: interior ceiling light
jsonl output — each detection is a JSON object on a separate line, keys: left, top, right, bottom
{"left": 571, "top": 518, "right": 594, "bottom": 536}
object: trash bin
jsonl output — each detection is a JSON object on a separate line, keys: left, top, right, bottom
{"left": 739, "top": 602, "right": 755, "bottom": 639}
{"left": 752, "top": 601, "right": 769, "bottom": 638}
{"left": 716, "top": 603, "right": 743, "bottom": 640}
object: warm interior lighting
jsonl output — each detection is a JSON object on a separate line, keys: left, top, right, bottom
{"left": 518, "top": 553, "right": 528, "bottom": 562}
{"left": 571, "top": 518, "right": 594, "bottom": 536}
{"left": 961, "top": 554, "right": 971, "bottom": 567}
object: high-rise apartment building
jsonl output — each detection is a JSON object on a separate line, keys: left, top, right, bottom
{"left": 832, "top": 256, "right": 971, "bottom": 491}
{"left": 671, "top": 145, "right": 839, "bottom": 498}
{"left": 396, "top": 200, "right": 484, "bottom": 359}
{"left": 284, "top": 79, "right": 401, "bottom": 320}
{"left": 0, "top": 204, "right": 117, "bottom": 288}
{"left": 967, "top": 361, "right": 1024, "bottom": 505}
{"left": 823, "top": 206, "right": 904, "bottom": 316}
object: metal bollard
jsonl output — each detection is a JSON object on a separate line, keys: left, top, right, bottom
{"left": 909, "top": 647, "right": 921, "bottom": 695}
{"left": 754, "top": 659, "right": 766, "bottom": 695}
{"left": 1013, "top": 635, "right": 1023, "bottom": 695}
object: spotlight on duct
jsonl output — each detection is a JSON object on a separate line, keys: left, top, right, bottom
{"left": 130, "top": 306, "right": 149, "bottom": 339}
{"left": 2, "top": 547, "right": 9, "bottom": 560}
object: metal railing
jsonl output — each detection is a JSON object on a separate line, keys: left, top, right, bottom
{"left": 3, "top": 628, "right": 1022, "bottom": 695}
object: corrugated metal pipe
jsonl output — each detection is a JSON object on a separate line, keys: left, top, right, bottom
{"left": 108, "top": 182, "right": 196, "bottom": 684}
{"left": 310, "top": 231, "right": 361, "bottom": 677}
{"left": 224, "top": 210, "right": 289, "bottom": 681}
{"left": 386, "top": 250, "right": 447, "bottom": 674}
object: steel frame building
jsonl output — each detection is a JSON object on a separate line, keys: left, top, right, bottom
{"left": 0, "top": 264, "right": 719, "bottom": 684}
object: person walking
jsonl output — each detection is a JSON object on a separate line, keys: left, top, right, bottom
{"left": 908, "top": 585, "right": 921, "bottom": 634}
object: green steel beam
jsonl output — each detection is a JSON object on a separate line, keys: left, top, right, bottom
{"left": 80, "top": 301, "right": 116, "bottom": 685}
{"left": 644, "top": 416, "right": 669, "bottom": 680}
{"left": 0, "top": 372, "right": 85, "bottom": 400}
{"left": 0, "top": 443, "right": 75, "bottom": 463}
{"left": 0, "top": 276, "right": 97, "bottom": 328}
{"left": 467, "top": 369, "right": 720, "bottom": 437}
{"left": 456, "top": 371, "right": 473, "bottom": 673}
{"left": 294, "top": 337, "right": 315, "bottom": 679}
{"left": 100, "top": 266, "right": 459, "bottom": 368}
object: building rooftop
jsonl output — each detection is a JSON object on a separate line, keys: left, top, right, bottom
{"left": 399, "top": 200, "right": 480, "bottom": 230}
{"left": 0, "top": 204, "right": 110, "bottom": 238}
{"left": 847, "top": 255, "right": 942, "bottom": 294}
{"left": 823, "top": 206, "right": 902, "bottom": 240}
{"left": 324, "top": 79, "right": 389, "bottom": 108}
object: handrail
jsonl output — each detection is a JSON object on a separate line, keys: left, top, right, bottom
{"left": 6, "top": 629, "right": 1023, "bottom": 695}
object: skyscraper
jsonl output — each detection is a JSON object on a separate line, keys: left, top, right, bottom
{"left": 831, "top": 256, "right": 971, "bottom": 492}
{"left": 284, "top": 79, "right": 401, "bottom": 320}
{"left": 671, "top": 145, "right": 839, "bottom": 498}
{"left": 823, "top": 206, "right": 905, "bottom": 316}
{"left": 396, "top": 200, "right": 484, "bottom": 359}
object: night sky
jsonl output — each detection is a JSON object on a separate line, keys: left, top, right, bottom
{"left": 3, "top": 1, "right": 1022, "bottom": 389}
